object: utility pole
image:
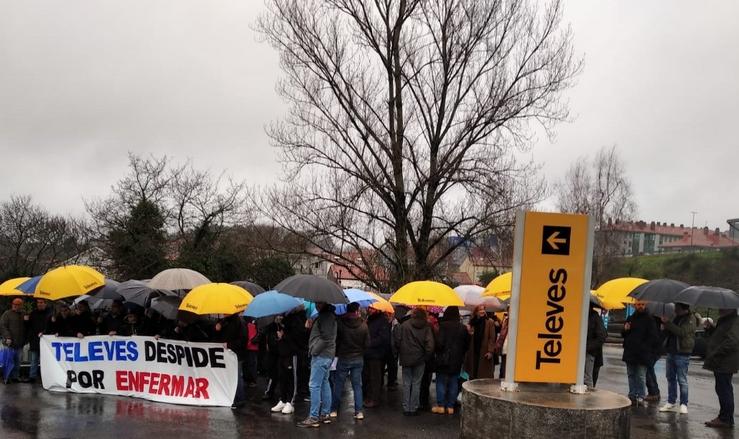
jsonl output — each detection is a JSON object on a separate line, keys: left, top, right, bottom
{"left": 690, "top": 211, "right": 698, "bottom": 252}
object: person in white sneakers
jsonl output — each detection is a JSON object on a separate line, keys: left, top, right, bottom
{"left": 659, "top": 303, "right": 696, "bottom": 414}
{"left": 271, "top": 309, "right": 305, "bottom": 415}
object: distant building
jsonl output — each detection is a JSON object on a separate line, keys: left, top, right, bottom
{"left": 604, "top": 220, "right": 739, "bottom": 256}
{"left": 458, "top": 248, "right": 511, "bottom": 284}
{"left": 728, "top": 218, "right": 739, "bottom": 242}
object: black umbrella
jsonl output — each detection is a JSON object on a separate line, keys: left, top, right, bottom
{"left": 150, "top": 296, "right": 182, "bottom": 320}
{"left": 672, "top": 286, "right": 739, "bottom": 309}
{"left": 646, "top": 302, "right": 675, "bottom": 319}
{"left": 628, "top": 279, "right": 690, "bottom": 303}
{"left": 117, "top": 280, "right": 177, "bottom": 307}
{"left": 89, "top": 279, "right": 122, "bottom": 301}
{"left": 231, "top": 281, "right": 266, "bottom": 295}
{"left": 274, "top": 274, "right": 349, "bottom": 304}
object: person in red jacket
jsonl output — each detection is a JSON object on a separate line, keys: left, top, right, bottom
{"left": 244, "top": 317, "right": 259, "bottom": 387}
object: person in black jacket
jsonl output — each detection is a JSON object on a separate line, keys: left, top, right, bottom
{"left": 27, "top": 298, "right": 52, "bottom": 383}
{"left": 621, "top": 301, "right": 660, "bottom": 405}
{"left": 214, "top": 313, "right": 248, "bottom": 409}
{"left": 99, "top": 301, "right": 126, "bottom": 335}
{"left": 271, "top": 310, "right": 305, "bottom": 415}
{"left": 585, "top": 304, "right": 607, "bottom": 388}
{"left": 72, "top": 301, "right": 97, "bottom": 337}
{"left": 46, "top": 303, "right": 76, "bottom": 337}
{"left": 363, "top": 307, "right": 391, "bottom": 408}
{"left": 432, "top": 307, "right": 469, "bottom": 415}
{"left": 331, "top": 303, "right": 369, "bottom": 419}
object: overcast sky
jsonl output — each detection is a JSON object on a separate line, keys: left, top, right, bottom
{"left": 1, "top": 1, "right": 737, "bottom": 230}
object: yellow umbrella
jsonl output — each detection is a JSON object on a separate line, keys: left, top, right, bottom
{"left": 0, "top": 277, "right": 31, "bottom": 296}
{"left": 367, "top": 292, "right": 394, "bottom": 313}
{"left": 482, "top": 272, "right": 512, "bottom": 298}
{"left": 389, "top": 281, "right": 464, "bottom": 307}
{"left": 594, "top": 277, "right": 648, "bottom": 308}
{"left": 34, "top": 265, "right": 105, "bottom": 300}
{"left": 179, "top": 283, "right": 254, "bottom": 315}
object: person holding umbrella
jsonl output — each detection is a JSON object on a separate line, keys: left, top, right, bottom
{"left": 703, "top": 308, "right": 739, "bottom": 429}
{"left": 393, "top": 307, "right": 435, "bottom": 416}
{"left": 297, "top": 302, "right": 337, "bottom": 428}
{"left": 658, "top": 302, "right": 696, "bottom": 414}
{"left": 214, "top": 312, "right": 248, "bottom": 409}
{"left": 27, "top": 298, "right": 52, "bottom": 383}
{"left": 621, "top": 301, "right": 660, "bottom": 405}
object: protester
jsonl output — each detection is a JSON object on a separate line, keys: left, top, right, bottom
{"left": 214, "top": 312, "right": 248, "bottom": 409}
{"left": 27, "top": 298, "right": 52, "bottom": 383}
{"left": 433, "top": 307, "right": 469, "bottom": 415}
{"left": 72, "top": 301, "right": 97, "bottom": 337}
{"left": 298, "top": 302, "right": 337, "bottom": 428}
{"left": 465, "top": 305, "right": 496, "bottom": 380}
{"left": 118, "top": 311, "right": 142, "bottom": 336}
{"left": 0, "top": 298, "right": 26, "bottom": 383}
{"left": 364, "top": 307, "right": 391, "bottom": 408}
{"left": 393, "top": 307, "right": 434, "bottom": 416}
{"left": 419, "top": 309, "right": 439, "bottom": 411}
{"left": 99, "top": 301, "right": 126, "bottom": 335}
{"left": 46, "top": 303, "right": 76, "bottom": 337}
{"left": 703, "top": 308, "right": 739, "bottom": 429}
{"left": 331, "top": 302, "right": 370, "bottom": 420}
{"left": 244, "top": 316, "right": 259, "bottom": 388}
{"left": 621, "top": 301, "right": 660, "bottom": 405}
{"left": 645, "top": 313, "right": 666, "bottom": 402}
{"left": 585, "top": 303, "right": 607, "bottom": 389}
{"left": 659, "top": 303, "right": 696, "bottom": 414}
{"left": 271, "top": 309, "right": 304, "bottom": 415}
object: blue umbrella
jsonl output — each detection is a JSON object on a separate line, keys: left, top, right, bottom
{"left": 243, "top": 290, "right": 303, "bottom": 318}
{"left": 17, "top": 276, "right": 41, "bottom": 295}
{"left": 334, "top": 289, "right": 378, "bottom": 314}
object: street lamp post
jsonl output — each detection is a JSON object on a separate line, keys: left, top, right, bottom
{"left": 690, "top": 211, "right": 698, "bottom": 252}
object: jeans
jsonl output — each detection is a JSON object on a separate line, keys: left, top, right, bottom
{"left": 309, "top": 356, "right": 333, "bottom": 419}
{"left": 420, "top": 360, "right": 433, "bottom": 408}
{"left": 435, "top": 373, "right": 459, "bottom": 408}
{"left": 646, "top": 363, "right": 660, "bottom": 396}
{"left": 29, "top": 350, "right": 40, "bottom": 380}
{"left": 665, "top": 354, "right": 689, "bottom": 405}
{"left": 332, "top": 357, "right": 364, "bottom": 413}
{"left": 626, "top": 363, "right": 647, "bottom": 400}
{"left": 714, "top": 372, "right": 735, "bottom": 425}
{"left": 584, "top": 354, "right": 595, "bottom": 388}
{"left": 401, "top": 364, "right": 425, "bottom": 412}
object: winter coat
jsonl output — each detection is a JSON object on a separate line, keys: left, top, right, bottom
{"left": 703, "top": 312, "right": 739, "bottom": 374}
{"left": 365, "top": 312, "right": 391, "bottom": 360}
{"left": 393, "top": 312, "right": 434, "bottom": 367}
{"left": 621, "top": 310, "right": 660, "bottom": 366}
{"left": 586, "top": 308, "right": 607, "bottom": 356}
{"left": 46, "top": 314, "right": 76, "bottom": 337}
{"left": 663, "top": 313, "right": 696, "bottom": 355}
{"left": 0, "top": 310, "right": 26, "bottom": 349}
{"left": 278, "top": 312, "right": 306, "bottom": 357}
{"left": 100, "top": 313, "right": 126, "bottom": 335}
{"left": 215, "top": 314, "right": 248, "bottom": 360}
{"left": 27, "top": 308, "right": 53, "bottom": 351}
{"left": 435, "top": 317, "right": 470, "bottom": 375}
{"left": 336, "top": 314, "right": 369, "bottom": 359}
{"left": 118, "top": 321, "right": 142, "bottom": 336}
{"left": 464, "top": 316, "right": 496, "bottom": 379}
{"left": 309, "top": 307, "right": 337, "bottom": 358}
{"left": 73, "top": 311, "right": 97, "bottom": 336}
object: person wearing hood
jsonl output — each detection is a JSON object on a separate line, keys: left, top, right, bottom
{"left": 364, "top": 306, "right": 391, "bottom": 408}
{"left": 432, "top": 307, "right": 469, "bottom": 415}
{"left": 298, "top": 302, "right": 337, "bottom": 428}
{"left": 702, "top": 308, "right": 739, "bottom": 429}
{"left": 330, "top": 302, "right": 370, "bottom": 419}
{"left": 584, "top": 303, "right": 607, "bottom": 389}
{"left": 393, "top": 307, "right": 434, "bottom": 416}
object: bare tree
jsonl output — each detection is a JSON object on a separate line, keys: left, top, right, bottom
{"left": 0, "top": 195, "right": 90, "bottom": 278}
{"left": 258, "top": 0, "right": 576, "bottom": 291}
{"left": 555, "top": 145, "right": 637, "bottom": 285}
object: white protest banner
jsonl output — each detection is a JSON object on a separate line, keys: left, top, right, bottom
{"left": 40, "top": 335, "right": 237, "bottom": 407}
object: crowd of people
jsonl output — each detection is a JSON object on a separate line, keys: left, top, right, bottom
{"left": 1, "top": 294, "right": 737, "bottom": 430}
{"left": 620, "top": 300, "right": 738, "bottom": 429}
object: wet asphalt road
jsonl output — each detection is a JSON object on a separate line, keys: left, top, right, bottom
{"left": 0, "top": 346, "right": 737, "bottom": 438}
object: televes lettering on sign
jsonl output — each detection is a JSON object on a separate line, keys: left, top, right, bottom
{"left": 535, "top": 268, "right": 567, "bottom": 369}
